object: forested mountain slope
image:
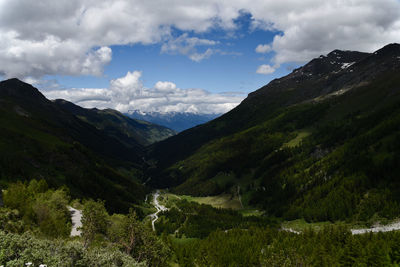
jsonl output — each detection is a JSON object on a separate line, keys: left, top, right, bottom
{"left": 0, "top": 78, "right": 170, "bottom": 212}
{"left": 54, "top": 99, "right": 175, "bottom": 146}
{"left": 148, "top": 43, "right": 400, "bottom": 222}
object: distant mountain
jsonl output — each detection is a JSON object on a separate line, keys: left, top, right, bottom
{"left": 55, "top": 100, "right": 175, "bottom": 146}
{"left": 0, "top": 79, "right": 171, "bottom": 212}
{"left": 126, "top": 110, "right": 220, "bottom": 132}
{"left": 149, "top": 43, "right": 400, "bottom": 222}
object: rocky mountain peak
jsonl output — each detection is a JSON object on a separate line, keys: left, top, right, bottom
{"left": 298, "top": 50, "right": 370, "bottom": 77}
{"left": 374, "top": 43, "right": 400, "bottom": 56}
{"left": 0, "top": 78, "right": 47, "bottom": 103}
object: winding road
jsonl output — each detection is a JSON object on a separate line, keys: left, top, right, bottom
{"left": 150, "top": 191, "right": 168, "bottom": 231}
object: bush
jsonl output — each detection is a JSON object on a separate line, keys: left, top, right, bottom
{"left": 0, "top": 231, "right": 145, "bottom": 267}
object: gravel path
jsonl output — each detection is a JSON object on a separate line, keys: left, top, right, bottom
{"left": 351, "top": 221, "right": 400, "bottom": 235}
{"left": 67, "top": 206, "right": 82, "bottom": 237}
{"left": 281, "top": 220, "right": 400, "bottom": 235}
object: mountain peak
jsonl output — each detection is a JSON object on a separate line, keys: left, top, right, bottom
{"left": 0, "top": 78, "right": 28, "bottom": 90}
{"left": 373, "top": 43, "right": 400, "bottom": 56}
{"left": 280, "top": 49, "right": 370, "bottom": 81}
{"left": 0, "top": 78, "right": 47, "bottom": 102}
{"left": 1, "top": 77, "right": 23, "bottom": 83}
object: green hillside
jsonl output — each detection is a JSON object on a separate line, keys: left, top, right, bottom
{"left": 0, "top": 78, "right": 173, "bottom": 212}
{"left": 54, "top": 99, "right": 175, "bottom": 146}
{"left": 149, "top": 43, "right": 400, "bottom": 223}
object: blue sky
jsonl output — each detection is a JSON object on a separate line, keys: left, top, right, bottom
{"left": 1, "top": 0, "right": 399, "bottom": 114}
{"left": 50, "top": 14, "right": 287, "bottom": 94}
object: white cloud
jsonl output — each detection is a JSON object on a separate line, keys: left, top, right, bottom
{"left": 245, "top": 0, "right": 400, "bottom": 64}
{"left": 44, "top": 88, "right": 111, "bottom": 103}
{"left": 154, "top": 81, "right": 177, "bottom": 92}
{"left": 41, "top": 71, "right": 245, "bottom": 114}
{"left": 110, "top": 71, "right": 144, "bottom": 104}
{"left": 161, "top": 33, "right": 218, "bottom": 62}
{"left": 255, "top": 44, "right": 272, "bottom": 53}
{"left": 256, "top": 64, "right": 275, "bottom": 75}
{"left": 0, "top": 30, "right": 112, "bottom": 77}
{"left": 161, "top": 33, "right": 241, "bottom": 61}
{"left": 0, "top": 0, "right": 399, "bottom": 77}
{"left": 189, "top": 48, "right": 215, "bottom": 62}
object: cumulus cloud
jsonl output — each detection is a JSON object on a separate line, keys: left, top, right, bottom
{"left": 255, "top": 44, "right": 272, "bottom": 53}
{"left": 161, "top": 33, "right": 218, "bottom": 62}
{"left": 256, "top": 64, "right": 275, "bottom": 75}
{"left": 110, "top": 71, "right": 144, "bottom": 104}
{"left": 154, "top": 81, "right": 177, "bottom": 92}
{"left": 42, "top": 71, "right": 244, "bottom": 114}
{"left": 1, "top": 0, "right": 399, "bottom": 77}
{"left": 0, "top": 30, "right": 112, "bottom": 77}
{"left": 245, "top": 0, "right": 400, "bottom": 64}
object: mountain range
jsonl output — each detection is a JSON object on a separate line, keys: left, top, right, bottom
{"left": 126, "top": 110, "right": 220, "bottom": 132}
{"left": 0, "top": 79, "right": 174, "bottom": 212}
{"left": 1, "top": 43, "right": 400, "bottom": 222}
{"left": 148, "top": 43, "right": 400, "bottom": 222}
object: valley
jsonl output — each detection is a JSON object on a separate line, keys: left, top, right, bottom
{"left": 2, "top": 0, "right": 400, "bottom": 265}
{"left": 1, "top": 43, "right": 400, "bottom": 266}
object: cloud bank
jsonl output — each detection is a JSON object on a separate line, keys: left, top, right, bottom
{"left": 1, "top": 0, "right": 399, "bottom": 78}
{"left": 42, "top": 71, "right": 244, "bottom": 114}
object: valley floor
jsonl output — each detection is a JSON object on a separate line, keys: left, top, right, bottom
{"left": 153, "top": 190, "right": 400, "bottom": 235}
{"left": 148, "top": 190, "right": 400, "bottom": 266}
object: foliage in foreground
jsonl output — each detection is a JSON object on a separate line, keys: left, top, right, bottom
{"left": 0, "top": 180, "right": 170, "bottom": 266}
{"left": 0, "top": 231, "right": 145, "bottom": 267}
{"left": 81, "top": 200, "right": 170, "bottom": 266}
{"left": 2, "top": 179, "right": 71, "bottom": 237}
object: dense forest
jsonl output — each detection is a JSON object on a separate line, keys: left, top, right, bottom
{"left": 168, "top": 226, "right": 400, "bottom": 266}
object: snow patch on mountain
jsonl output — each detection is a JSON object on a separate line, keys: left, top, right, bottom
{"left": 341, "top": 62, "right": 356, "bottom": 69}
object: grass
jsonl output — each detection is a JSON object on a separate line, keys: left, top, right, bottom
{"left": 157, "top": 191, "right": 244, "bottom": 210}
{"left": 282, "top": 130, "right": 311, "bottom": 148}
{"left": 180, "top": 194, "right": 243, "bottom": 210}
{"left": 157, "top": 193, "right": 182, "bottom": 209}
{"left": 238, "top": 209, "right": 264, "bottom": 217}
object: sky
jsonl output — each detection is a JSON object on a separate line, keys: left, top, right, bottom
{"left": 0, "top": 0, "right": 400, "bottom": 114}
